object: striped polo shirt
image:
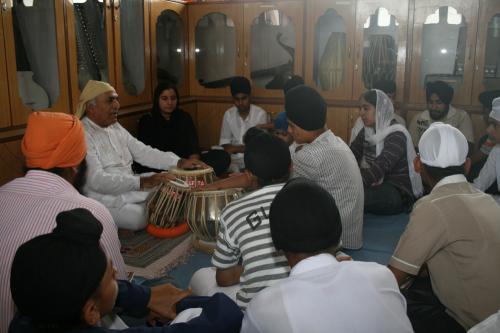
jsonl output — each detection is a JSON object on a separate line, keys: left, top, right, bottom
{"left": 290, "top": 130, "right": 364, "bottom": 250}
{"left": 212, "top": 183, "right": 290, "bottom": 308}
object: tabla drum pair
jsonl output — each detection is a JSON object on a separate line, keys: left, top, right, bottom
{"left": 146, "top": 167, "right": 242, "bottom": 242}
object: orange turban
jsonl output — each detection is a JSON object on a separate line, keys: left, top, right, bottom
{"left": 75, "top": 80, "right": 116, "bottom": 119}
{"left": 22, "top": 112, "right": 87, "bottom": 169}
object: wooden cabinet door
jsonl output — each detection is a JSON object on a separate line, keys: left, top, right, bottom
{"left": 188, "top": 3, "right": 243, "bottom": 97}
{"left": 0, "top": 10, "right": 10, "bottom": 128}
{"left": 2, "top": 0, "right": 70, "bottom": 125}
{"left": 409, "top": 0, "right": 479, "bottom": 105}
{"left": 352, "top": 0, "right": 409, "bottom": 102}
{"left": 243, "top": 1, "right": 304, "bottom": 98}
{"left": 472, "top": 0, "right": 500, "bottom": 106}
{"left": 151, "top": 0, "right": 189, "bottom": 97}
{"left": 113, "top": 0, "right": 152, "bottom": 107}
{"left": 305, "top": 0, "right": 355, "bottom": 101}
{"left": 65, "top": 0, "right": 115, "bottom": 115}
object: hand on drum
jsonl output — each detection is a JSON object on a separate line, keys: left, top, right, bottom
{"left": 140, "top": 172, "right": 176, "bottom": 189}
{"left": 146, "top": 283, "right": 192, "bottom": 324}
{"left": 177, "top": 158, "right": 208, "bottom": 170}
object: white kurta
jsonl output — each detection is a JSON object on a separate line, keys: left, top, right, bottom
{"left": 241, "top": 254, "right": 414, "bottom": 333}
{"left": 82, "top": 117, "right": 180, "bottom": 230}
{"left": 219, "top": 104, "right": 268, "bottom": 171}
{"left": 474, "top": 145, "right": 500, "bottom": 204}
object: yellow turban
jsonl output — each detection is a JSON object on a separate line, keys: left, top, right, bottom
{"left": 75, "top": 80, "right": 116, "bottom": 119}
{"left": 22, "top": 112, "right": 86, "bottom": 169}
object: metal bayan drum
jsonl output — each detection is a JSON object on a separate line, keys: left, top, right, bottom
{"left": 147, "top": 179, "right": 191, "bottom": 228}
{"left": 185, "top": 188, "right": 243, "bottom": 242}
{"left": 169, "top": 167, "right": 215, "bottom": 188}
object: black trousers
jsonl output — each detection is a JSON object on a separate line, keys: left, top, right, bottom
{"left": 364, "top": 182, "right": 411, "bottom": 215}
{"left": 403, "top": 276, "right": 466, "bottom": 333}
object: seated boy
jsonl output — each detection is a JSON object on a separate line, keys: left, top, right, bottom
{"left": 9, "top": 208, "right": 243, "bottom": 333}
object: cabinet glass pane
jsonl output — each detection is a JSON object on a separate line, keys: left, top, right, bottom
{"left": 195, "top": 13, "right": 236, "bottom": 88}
{"left": 362, "top": 8, "right": 398, "bottom": 89}
{"left": 73, "top": 0, "right": 109, "bottom": 89}
{"left": 120, "top": 0, "right": 145, "bottom": 96}
{"left": 421, "top": 6, "right": 467, "bottom": 91}
{"left": 484, "top": 14, "right": 500, "bottom": 90}
{"left": 12, "top": 0, "right": 59, "bottom": 110}
{"left": 156, "top": 10, "right": 184, "bottom": 85}
{"left": 314, "top": 9, "right": 346, "bottom": 91}
{"left": 250, "top": 10, "right": 295, "bottom": 90}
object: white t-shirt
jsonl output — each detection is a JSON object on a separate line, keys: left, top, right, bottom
{"left": 219, "top": 104, "right": 268, "bottom": 170}
{"left": 241, "top": 253, "right": 413, "bottom": 333}
{"left": 408, "top": 106, "right": 474, "bottom": 147}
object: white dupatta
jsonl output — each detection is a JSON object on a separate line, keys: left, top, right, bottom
{"left": 362, "top": 90, "right": 423, "bottom": 198}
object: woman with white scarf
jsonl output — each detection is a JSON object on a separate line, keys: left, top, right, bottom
{"left": 350, "top": 90, "right": 423, "bottom": 214}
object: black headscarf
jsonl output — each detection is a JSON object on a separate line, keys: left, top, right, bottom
{"left": 285, "top": 85, "right": 327, "bottom": 131}
{"left": 426, "top": 80, "right": 454, "bottom": 105}
{"left": 270, "top": 178, "right": 342, "bottom": 253}
{"left": 230, "top": 76, "right": 251, "bottom": 96}
{"left": 10, "top": 208, "right": 107, "bottom": 329}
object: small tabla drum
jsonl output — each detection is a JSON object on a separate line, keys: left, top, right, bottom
{"left": 147, "top": 179, "right": 191, "bottom": 230}
{"left": 169, "top": 167, "right": 215, "bottom": 188}
{"left": 186, "top": 188, "right": 243, "bottom": 251}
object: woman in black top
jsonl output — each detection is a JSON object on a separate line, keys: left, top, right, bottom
{"left": 137, "top": 82, "right": 230, "bottom": 175}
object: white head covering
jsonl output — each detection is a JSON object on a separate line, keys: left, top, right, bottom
{"left": 363, "top": 90, "right": 423, "bottom": 197}
{"left": 418, "top": 122, "right": 468, "bottom": 168}
{"left": 490, "top": 97, "right": 500, "bottom": 122}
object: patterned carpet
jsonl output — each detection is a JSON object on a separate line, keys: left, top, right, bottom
{"left": 119, "top": 229, "right": 193, "bottom": 279}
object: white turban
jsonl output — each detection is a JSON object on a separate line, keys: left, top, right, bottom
{"left": 418, "top": 123, "right": 468, "bottom": 168}
{"left": 490, "top": 97, "right": 500, "bottom": 122}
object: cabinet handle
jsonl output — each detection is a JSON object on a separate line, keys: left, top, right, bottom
{"left": 354, "top": 64, "right": 358, "bottom": 71}
{"left": 347, "top": 47, "right": 351, "bottom": 59}
{"left": 468, "top": 46, "right": 472, "bottom": 61}
{"left": 237, "top": 47, "right": 240, "bottom": 58}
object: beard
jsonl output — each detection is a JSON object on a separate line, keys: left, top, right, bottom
{"left": 429, "top": 107, "right": 449, "bottom": 121}
{"left": 73, "top": 160, "right": 88, "bottom": 194}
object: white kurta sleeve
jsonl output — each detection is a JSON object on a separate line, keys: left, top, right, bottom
{"left": 474, "top": 147, "right": 499, "bottom": 192}
{"left": 125, "top": 129, "right": 180, "bottom": 170}
{"left": 219, "top": 110, "right": 233, "bottom": 146}
{"left": 85, "top": 134, "right": 141, "bottom": 194}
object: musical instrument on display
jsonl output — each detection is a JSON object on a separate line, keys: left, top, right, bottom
{"left": 147, "top": 179, "right": 191, "bottom": 234}
{"left": 169, "top": 167, "right": 215, "bottom": 188}
{"left": 186, "top": 188, "right": 243, "bottom": 251}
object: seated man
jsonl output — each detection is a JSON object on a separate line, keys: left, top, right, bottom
{"left": 241, "top": 178, "right": 413, "bottom": 333}
{"left": 474, "top": 97, "right": 500, "bottom": 202}
{"left": 9, "top": 208, "right": 243, "bottom": 333}
{"left": 76, "top": 80, "right": 201, "bottom": 231}
{"left": 219, "top": 76, "right": 269, "bottom": 172}
{"left": 469, "top": 90, "right": 500, "bottom": 179}
{"left": 189, "top": 131, "right": 291, "bottom": 309}
{"left": 285, "top": 85, "right": 364, "bottom": 249}
{"left": 0, "top": 112, "right": 126, "bottom": 332}
{"left": 408, "top": 80, "right": 474, "bottom": 151}
{"left": 389, "top": 123, "right": 500, "bottom": 332}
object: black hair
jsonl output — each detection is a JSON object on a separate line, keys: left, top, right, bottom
{"left": 152, "top": 81, "right": 180, "bottom": 116}
{"left": 362, "top": 89, "right": 377, "bottom": 107}
{"left": 423, "top": 163, "right": 466, "bottom": 182}
{"left": 426, "top": 80, "right": 454, "bottom": 105}
{"left": 283, "top": 75, "right": 305, "bottom": 94}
